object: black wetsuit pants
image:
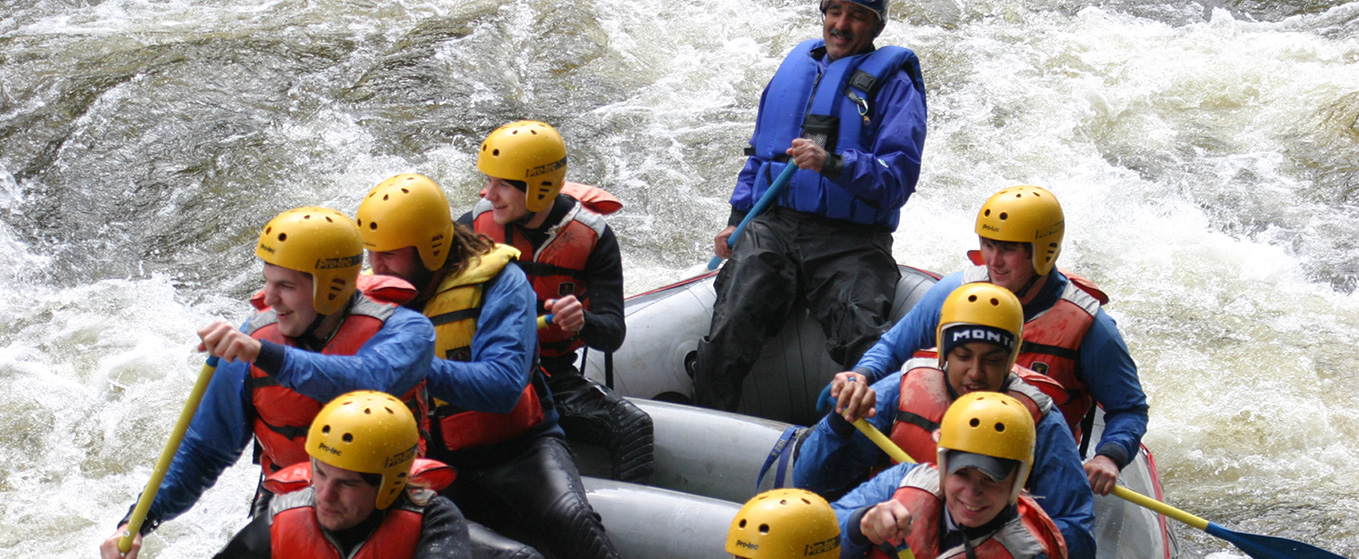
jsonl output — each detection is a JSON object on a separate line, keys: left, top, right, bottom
{"left": 440, "top": 432, "right": 620, "bottom": 559}
{"left": 546, "top": 366, "right": 655, "bottom": 483}
{"left": 693, "top": 207, "right": 899, "bottom": 412}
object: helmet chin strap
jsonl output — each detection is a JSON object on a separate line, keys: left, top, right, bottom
{"left": 299, "top": 310, "right": 348, "bottom": 352}
{"left": 1011, "top": 271, "right": 1042, "bottom": 300}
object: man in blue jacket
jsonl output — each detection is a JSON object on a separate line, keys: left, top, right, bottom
{"left": 835, "top": 185, "right": 1149, "bottom": 498}
{"left": 795, "top": 283, "right": 1095, "bottom": 558}
{"left": 101, "top": 207, "right": 436, "bottom": 559}
{"left": 692, "top": 0, "right": 928, "bottom": 412}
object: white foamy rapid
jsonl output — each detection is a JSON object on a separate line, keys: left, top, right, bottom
{"left": 2, "top": 0, "right": 1357, "bottom": 557}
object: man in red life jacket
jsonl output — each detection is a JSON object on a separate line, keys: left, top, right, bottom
{"left": 832, "top": 393, "right": 1067, "bottom": 559}
{"left": 211, "top": 390, "right": 543, "bottom": 559}
{"left": 459, "top": 120, "right": 653, "bottom": 483}
{"left": 726, "top": 488, "right": 841, "bottom": 559}
{"left": 101, "top": 208, "right": 436, "bottom": 559}
{"left": 795, "top": 283, "right": 1094, "bottom": 557}
{"left": 836, "top": 186, "right": 1149, "bottom": 498}
{"left": 356, "top": 172, "right": 620, "bottom": 559}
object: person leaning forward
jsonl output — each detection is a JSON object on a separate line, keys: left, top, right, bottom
{"left": 458, "top": 120, "right": 654, "bottom": 484}
{"left": 693, "top": 0, "right": 928, "bottom": 413}
{"left": 356, "top": 172, "right": 621, "bottom": 559}
{"left": 100, "top": 207, "right": 436, "bottom": 559}
{"left": 833, "top": 393, "right": 1069, "bottom": 559}
{"left": 844, "top": 185, "right": 1150, "bottom": 498}
{"left": 794, "top": 283, "right": 1095, "bottom": 558}
{"left": 210, "top": 390, "right": 544, "bottom": 559}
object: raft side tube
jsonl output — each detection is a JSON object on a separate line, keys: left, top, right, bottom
{"left": 583, "top": 477, "right": 741, "bottom": 559}
{"left": 572, "top": 399, "right": 801, "bottom": 503}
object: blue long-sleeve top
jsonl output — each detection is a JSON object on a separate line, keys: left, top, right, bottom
{"left": 853, "top": 270, "right": 1150, "bottom": 468}
{"left": 831, "top": 462, "right": 1052, "bottom": 559}
{"left": 139, "top": 304, "right": 435, "bottom": 529}
{"left": 422, "top": 262, "right": 539, "bottom": 415}
{"left": 794, "top": 372, "right": 1095, "bottom": 558}
{"left": 727, "top": 46, "right": 927, "bottom": 230}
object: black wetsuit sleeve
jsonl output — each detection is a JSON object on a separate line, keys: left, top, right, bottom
{"left": 456, "top": 210, "right": 473, "bottom": 228}
{"left": 579, "top": 225, "right": 625, "bottom": 353}
{"left": 415, "top": 496, "right": 476, "bottom": 559}
{"left": 212, "top": 515, "right": 271, "bottom": 559}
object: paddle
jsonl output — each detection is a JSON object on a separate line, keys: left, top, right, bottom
{"left": 536, "top": 313, "right": 555, "bottom": 330}
{"left": 815, "top": 385, "right": 916, "bottom": 559}
{"left": 119, "top": 356, "right": 220, "bottom": 554}
{"left": 1109, "top": 486, "right": 1347, "bottom": 559}
{"left": 707, "top": 161, "right": 798, "bottom": 270}
{"left": 820, "top": 387, "right": 1350, "bottom": 559}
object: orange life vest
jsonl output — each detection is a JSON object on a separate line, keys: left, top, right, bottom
{"left": 888, "top": 356, "right": 1063, "bottom": 465}
{"left": 867, "top": 465, "right": 1067, "bottom": 559}
{"left": 423, "top": 245, "right": 546, "bottom": 451}
{"left": 471, "top": 186, "right": 612, "bottom": 358}
{"left": 268, "top": 488, "right": 423, "bottom": 559}
{"left": 245, "top": 275, "right": 429, "bottom": 474}
{"left": 961, "top": 261, "right": 1105, "bottom": 438}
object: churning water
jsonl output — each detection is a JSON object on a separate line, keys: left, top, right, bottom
{"left": 2, "top": 0, "right": 1357, "bottom": 557}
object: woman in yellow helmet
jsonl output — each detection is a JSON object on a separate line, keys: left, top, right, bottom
{"left": 832, "top": 393, "right": 1067, "bottom": 559}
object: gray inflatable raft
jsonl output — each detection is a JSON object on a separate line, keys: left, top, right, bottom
{"left": 572, "top": 266, "right": 1177, "bottom": 559}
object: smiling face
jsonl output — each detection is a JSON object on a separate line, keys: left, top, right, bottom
{"left": 483, "top": 176, "right": 532, "bottom": 225}
{"left": 943, "top": 466, "right": 1016, "bottom": 528}
{"left": 944, "top": 341, "right": 1010, "bottom": 396}
{"left": 979, "top": 237, "right": 1041, "bottom": 295}
{"left": 261, "top": 263, "right": 319, "bottom": 338}
{"left": 822, "top": 1, "right": 881, "bottom": 61}
{"left": 311, "top": 458, "right": 379, "bottom": 532}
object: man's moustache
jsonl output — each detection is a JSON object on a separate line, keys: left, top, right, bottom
{"left": 829, "top": 29, "right": 855, "bottom": 41}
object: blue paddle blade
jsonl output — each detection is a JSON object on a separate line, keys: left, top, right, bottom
{"left": 1206, "top": 522, "right": 1350, "bottom": 559}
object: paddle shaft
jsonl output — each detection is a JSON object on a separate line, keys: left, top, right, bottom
{"left": 536, "top": 313, "right": 555, "bottom": 330}
{"left": 707, "top": 161, "right": 798, "bottom": 270}
{"left": 1110, "top": 486, "right": 1207, "bottom": 530}
{"left": 858, "top": 416, "right": 1345, "bottom": 559}
{"left": 119, "top": 356, "right": 220, "bottom": 553}
{"left": 850, "top": 419, "right": 916, "bottom": 559}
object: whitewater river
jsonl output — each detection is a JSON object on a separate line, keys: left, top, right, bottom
{"left": 2, "top": 0, "right": 1357, "bottom": 557}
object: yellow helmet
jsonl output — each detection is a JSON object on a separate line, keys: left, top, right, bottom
{"left": 936, "top": 392, "right": 1036, "bottom": 505}
{"left": 356, "top": 173, "right": 455, "bottom": 271}
{"left": 255, "top": 207, "right": 363, "bottom": 316}
{"left": 476, "top": 120, "right": 568, "bottom": 213}
{"left": 974, "top": 185, "right": 1065, "bottom": 275}
{"left": 306, "top": 390, "right": 420, "bottom": 511}
{"left": 726, "top": 488, "right": 840, "bottom": 559}
{"left": 935, "top": 282, "right": 1024, "bottom": 371}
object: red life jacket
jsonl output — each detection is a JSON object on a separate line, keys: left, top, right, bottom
{"left": 471, "top": 188, "right": 611, "bottom": 358}
{"left": 889, "top": 355, "right": 1065, "bottom": 465}
{"left": 245, "top": 275, "right": 429, "bottom": 474}
{"left": 961, "top": 259, "right": 1106, "bottom": 438}
{"left": 868, "top": 465, "right": 1067, "bottom": 559}
{"left": 268, "top": 488, "right": 423, "bottom": 559}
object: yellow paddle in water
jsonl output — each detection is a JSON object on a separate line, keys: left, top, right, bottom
{"left": 118, "top": 356, "right": 220, "bottom": 554}
{"left": 849, "top": 417, "right": 1348, "bottom": 559}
